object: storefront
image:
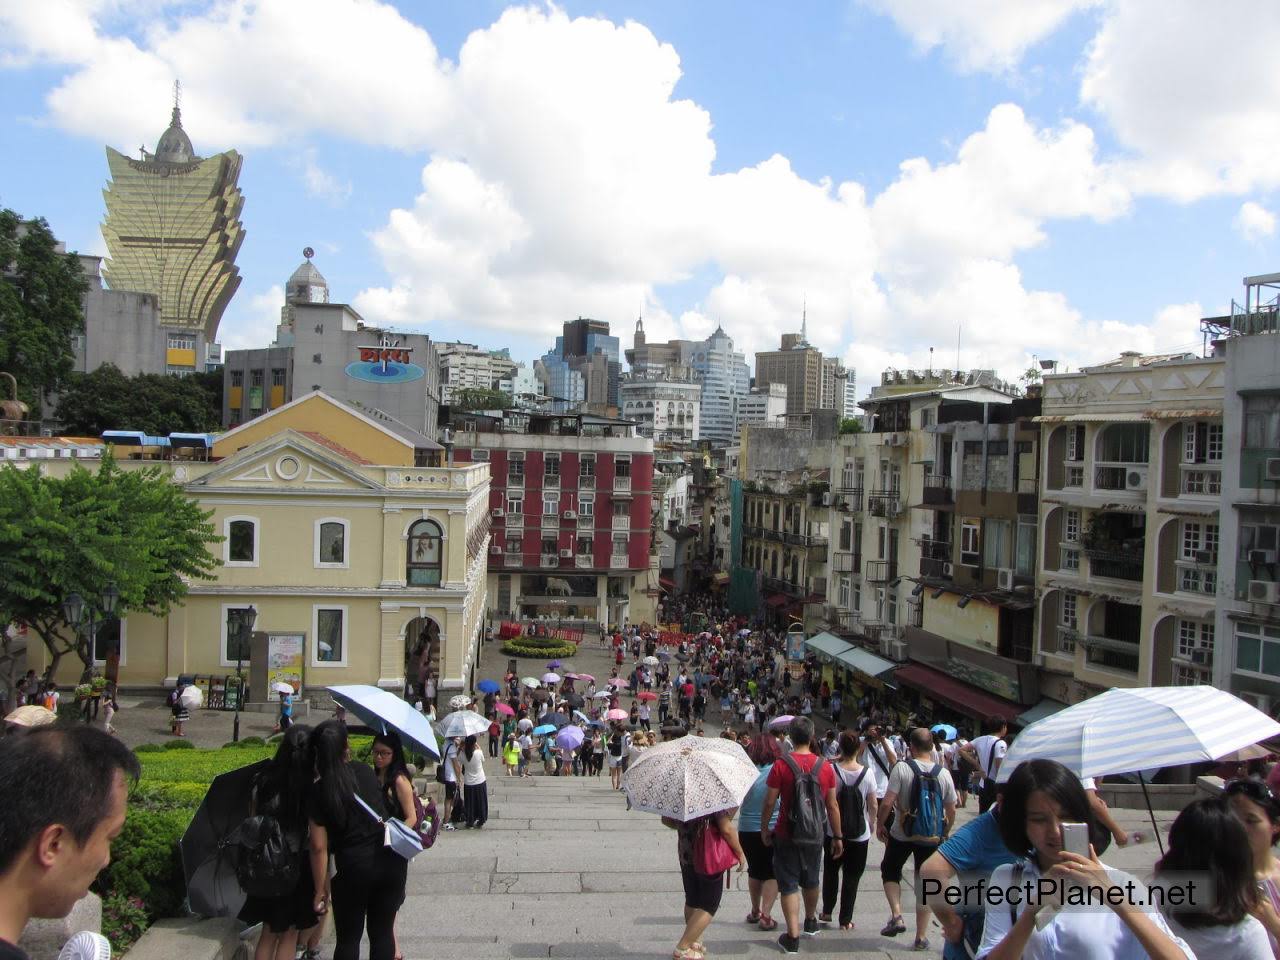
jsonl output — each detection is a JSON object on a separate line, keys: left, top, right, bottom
{"left": 892, "top": 661, "right": 1023, "bottom": 731}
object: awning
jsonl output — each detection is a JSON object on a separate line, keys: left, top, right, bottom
{"left": 765, "top": 593, "right": 790, "bottom": 608}
{"left": 1032, "top": 413, "right": 1147, "bottom": 424}
{"left": 659, "top": 577, "right": 677, "bottom": 591}
{"left": 804, "top": 632, "right": 854, "bottom": 660}
{"left": 1143, "top": 408, "right": 1221, "bottom": 420}
{"left": 711, "top": 571, "right": 730, "bottom": 585}
{"left": 1016, "top": 698, "right": 1068, "bottom": 727}
{"left": 893, "top": 662, "right": 1023, "bottom": 721}
{"left": 834, "top": 646, "right": 898, "bottom": 679}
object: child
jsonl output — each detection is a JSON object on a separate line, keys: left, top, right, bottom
{"left": 503, "top": 734, "right": 520, "bottom": 776}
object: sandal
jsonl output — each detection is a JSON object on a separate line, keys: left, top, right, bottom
{"left": 880, "top": 916, "right": 906, "bottom": 937}
{"left": 672, "top": 948, "right": 704, "bottom": 960}
{"left": 913, "top": 938, "right": 930, "bottom": 951}
{"left": 746, "top": 910, "right": 761, "bottom": 924}
{"left": 840, "top": 923, "right": 854, "bottom": 931}
{"left": 758, "top": 916, "right": 778, "bottom": 931}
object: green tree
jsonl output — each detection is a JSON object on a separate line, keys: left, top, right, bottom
{"left": 838, "top": 417, "right": 863, "bottom": 435}
{"left": 0, "top": 455, "right": 220, "bottom": 678}
{"left": 56, "top": 364, "right": 223, "bottom": 435}
{"left": 453, "top": 387, "right": 511, "bottom": 411}
{"left": 0, "top": 210, "right": 88, "bottom": 408}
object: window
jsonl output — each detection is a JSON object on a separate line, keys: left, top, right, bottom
{"left": 577, "top": 535, "right": 593, "bottom": 556}
{"left": 407, "top": 519, "right": 443, "bottom": 586}
{"left": 541, "top": 537, "right": 558, "bottom": 556}
{"left": 1176, "top": 619, "right": 1214, "bottom": 659}
{"left": 167, "top": 333, "right": 195, "bottom": 350}
{"left": 983, "top": 519, "right": 1010, "bottom": 569}
{"left": 1066, "top": 425, "right": 1085, "bottom": 462}
{"left": 543, "top": 492, "right": 559, "bottom": 516}
{"left": 1065, "top": 465, "right": 1084, "bottom": 487}
{"left": 1015, "top": 517, "right": 1036, "bottom": 577}
{"left": 920, "top": 408, "right": 934, "bottom": 428}
{"left": 1183, "top": 422, "right": 1223, "bottom": 463}
{"left": 1244, "top": 396, "right": 1280, "bottom": 450}
{"left": 505, "top": 535, "right": 522, "bottom": 554}
{"left": 1180, "top": 522, "right": 1219, "bottom": 563}
{"left": 987, "top": 440, "right": 1009, "bottom": 456}
{"left": 841, "top": 460, "right": 857, "bottom": 489}
{"left": 1061, "top": 548, "right": 1080, "bottom": 572}
{"left": 224, "top": 516, "right": 259, "bottom": 567}
{"left": 1241, "top": 522, "right": 1280, "bottom": 560}
{"left": 312, "top": 606, "right": 347, "bottom": 667}
{"left": 1097, "top": 423, "right": 1150, "bottom": 463}
{"left": 852, "top": 582, "right": 861, "bottom": 612}
{"left": 506, "top": 494, "right": 523, "bottom": 515}
{"left": 470, "top": 449, "right": 490, "bottom": 461}
{"left": 579, "top": 493, "right": 595, "bottom": 518}
{"left": 960, "top": 522, "right": 980, "bottom": 566}
{"left": 250, "top": 369, "right": 264, "bottom": 388}
{"left": 1064, "top": 509, "right": 1081, "bottom": 543}
{"left": 221, "top": 605, "right": 256, "bottom": 666}
{"left": 230, "top": 370, "right": 244, "bottom": 388}
{"left": 839, "top": 520, "right": 852, "bottom": 551}
{"left": 613, "top": 499, "right": 629, "bottom": 517}
{"left": 612, "top": 535, "right": 628, "bottom": 557}
{"left": 545, "top": 453, "right": 560, "bottom": 479}
{"left": 1236, "top": 621, "right": 1280, "bottom": 678}
{"left": 615, "top": 457, "right": 632, "bottom": 479}
{"left": 1172, "top": 664, "right": 1207, "bottom": 686}
{"left": 1060, "top": 593, "right": 1078, "bottom": 629}
{"left": 92, "top": 618, "right": 125, "bottom": 666}
{"left": 508, "top": 453, "right": 525, "bottom": 484}
{"left": 837, "top": 576, "right": 851, "bottom": 608}
{"left": 580, "top": 454, "right": 596, "bottom": 479}
{"left": 315, "top": 518, "right": 349, "bottom": 568}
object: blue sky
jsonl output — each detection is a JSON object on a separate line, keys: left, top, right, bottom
{"left": 2, "top": 1, "right": 1278, "bottom": 391}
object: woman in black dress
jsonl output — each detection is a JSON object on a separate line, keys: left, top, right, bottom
{"left": 239, "top": 725, "right": 315, "bottom": 960}
{"left": 307, "top": 720, "right": 408, "bottom": 960}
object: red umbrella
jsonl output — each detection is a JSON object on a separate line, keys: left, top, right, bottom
{"left": 636, "top": 691, "right": 657, "bottom": 702}
{"left": 494, "top": 702, "right": 515, "bottom": 717}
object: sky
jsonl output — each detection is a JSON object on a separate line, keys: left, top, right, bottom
{"left": 2, "top": 0, "right": 1279, "bottom": 396}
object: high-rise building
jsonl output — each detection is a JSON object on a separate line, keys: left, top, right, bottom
{"left": 100, "top": 98, "right": 244, "bottom": 349}
{"left": 733, "top": 382, "right": 787, "bottom": 439}
{"left": 755, "top": 316, "right": 842, "bottom": 418}
{"left": 539, "top": 317, "right": 621, "bottom": 413}
{"left": 620, "top": 371, "right": 701, "bottom": 444}
{"left": 692, "top": 325, "right": 751, "bottom": 446}
{"left": 436, "top": 342, "right": 517, "bottom": 404}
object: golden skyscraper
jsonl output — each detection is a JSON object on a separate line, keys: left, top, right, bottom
{"left": 100, "top": 99, "right": 245, "bottom": 340}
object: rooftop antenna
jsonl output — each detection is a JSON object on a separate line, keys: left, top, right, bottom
{"left": 929, "top": 346, "right": 934, "bottom": 375}
{"left": 955, "top": 319, "right": 962, "bottom": 374}
{"left": 800, "top": 296, "right": 808, "bottom": 345}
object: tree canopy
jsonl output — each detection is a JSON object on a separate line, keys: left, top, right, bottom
{"left": 453, "top": 387, "right": 511, "bottom": 411}
{"left": 838, "top": 417, "right": 864, "bottom": 435}
{"left": 0, "top": 455, "right": 220, "bottom": 677}
{"left": 56, "top": 365, "right": 223, "bottom": 436}
{"left": 0, "top": 210, "right": 87, "bottom": 408}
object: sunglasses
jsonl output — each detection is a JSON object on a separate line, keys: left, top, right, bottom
{"left": 1225, "top": 778, "right": 1277, "bottom": 804}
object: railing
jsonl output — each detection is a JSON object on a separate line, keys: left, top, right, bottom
{"left": 543, "top": 473, "right": 560, "bottom": 489}
{"left": 923, "top": 474, "right": 953, "bottom": 505}
{"left": 783, "top": 531, "right": 806, "bottom": 546}
{"left": 1055, "top": 626, "right": 1078, "bottom": 655}
{"left": 906, "top": 599, "right": 923, "bottom": 628}
{"left": 865, "top": 559, "right": 898, "bottom": 583}
{"left": 742, "top": 524, "right": 764, "bottom": 539}
{"left": 383, "top": 464, "right": 489, "bottom": 490}
{"left": 1181, "top": 466, "right": 1222, "bottom": 497}
{"left": 1095, "top": 462, "right": 1147, "bottom": 492}
{"left": 837, "top": 488, "right": 863, "bottom": 511}
{"left": 612, "top": 515, "right": 631, "bottom": 531}
{"left": 1084, "top": 546, "right": 1144, "bottom": 582}
{"left": 614, "top": 476, "right": 632, "bottom": 493}
{"left": 763, "top": 576, "right": 803, "bottom": 597}
{"left": 505, "top": 551, "right": 524, "bottom": 565}
{"left": 920, "top": 557, "right": 951, "bottom": 580}
{"left": 540, "top": 555, "right": 561, "bottom": 568}
{"left": 836, "top": 609, "right": 861, "bottom": 631}
{"left": 868, "top": 492, "right": 902, "bottom": 518}
{"left": 1081, "top": 634, "right": 1140, "bottom": 672}
{"left": 918, "top": 538, "right": 951, "bottom": 561}
{"left": 832, "top": 552, "right": 859, "bottom": 573}
{"left": 1176, "top": 561, "right": 1217, "bottom": 595}
{"left": 610, "top": 556, "right": 630, "bottom": 569}
{"left": 506, "top": 513, "right": 524, "bottom": 529}
{"left": 578, "top": 513, "right": 594, "bottom": 528}
{"left": 541, "top": 513, "right": 560, "bottom": 529}
{"left": 575, "top": 555, "right": 593, "bottom": 569}
{"left": 507, "top": 471, "right": 525, "bottom": 489}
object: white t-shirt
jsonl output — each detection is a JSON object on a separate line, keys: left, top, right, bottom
{"left": 517, "top": 733, "right": 532, "bottom": 754}
{"left": 830, "top": 763, "right": 877, "bottom": 843}
{"left": 885, "top": 758, "right": 957, "bottom": 842}
{"left": 860, "top": 740, "right": 896, "bottom": 799}
{"left": 442, "top": 741, "right": 459, "bottom": 783}
{"left": 970, "top": 734, "right": 1007, "bottom": 786}
{"left": 1165, "top": 913, "right": 1270, "bottom": 959}
{"left": 461, "top": 748, "right": 487, "bottom": 786}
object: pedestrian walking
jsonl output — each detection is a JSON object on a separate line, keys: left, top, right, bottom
{"left": 502, "top": 734, "right": 520, "bottom": 776}
{"left": 737, "top": 733, "right": 781, "bottom": 932}
{"left": 440, "top": 736, "right": 462, "bottom": 830}
{"left": 820, "top": 731, "right": 876, "bottom": 930}
{"left": 461, "top": 734, "right": 488, "bottom": 828}
{"left": 487, "top": 718, "right": 501, "bottom": 758}
{"left": 661, "top": 809, "right": 746, "bottom": 960}
{"left": 961, "top": 715, "right": 1008, "bottom": 813}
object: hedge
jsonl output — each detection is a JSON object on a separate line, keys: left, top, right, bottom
{"left": 500, "top": 635, "right": 578, "bottom": 658}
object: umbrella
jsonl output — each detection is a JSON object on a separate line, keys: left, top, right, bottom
{"left": 592, "top": 690, "right": 614, "bottom": 700}
{"left": 541, "top": 711, "right": 570, "bottom": 728}
{"left": 521, "top": 677, "right": 541, "bottom": 688}
{"left": 179, "top": 686, "right": 204, "bottom": 710}
{"left": 180, "top": 758, "right": 270, "bottom": 916}
{"left": 531, "top": 688, "right": 551, "bottom": 702}
{"left": 3, "top": 705, "right": 56, "bottom": 728}
{"left": 562, "top": 672, "right": 583, "bottom": 680}
{"left": 589, "top": 720, "right": 608, "bottom": 729}
{"left": 517, "top": 718, "right": 533, "bottom": 731}
{"left": 327, "top": 684, "right": 441, "bottom": 760}
{"left": 270, "top": 681, "right": 295, "bottom": 696}
{"left": 996, "top": 685, "right": 1280, "bottom": 854}
{"left": 605, "top": 708, "right": 629, "bottom": 721}
{"left": 547, "top": 659, "right": 563, "bottom": 670}
{"left": 477, "top": 679, "right": 501, "bottom": 695}
{"left": 657, "top": 650, "right": 672, "bottom": 660}
{"left": 622, "top": 736, "right": 759, "bottom": 821}
{"left": 931, "top": 723, "right": 958, "bottom": 741}
{"left": 636, "top": 691, "right": 657, "bottom": 702}
{"left": 436, "top": 710, "right": 491, "bottom": 739}
{"left": 494, "top": 702, "right": 515, "bottom": 717}
{"left": 607, "top": 678, "right": 627, "bottom": 689}
{"left": 532, "top": 723, "right": 557, "bottom": 736}
{"left": 449, "top": 694, "right": 473, "bottom": 710}
{"left": 576, "top": 673, "right": 595, "bottom": 683}
{"left": 1215, "top": 743, "right": 1275, "bottom": 763}
{"left": 542, "top": 672, "right": 561, "bottom": 685}
{"left": 572, "top": 709, "right": 593, "bottom": 725}
{"left": 642, "top": 656, "right": 660, "bottom": 666}
{"left": 768, "top": 714, "right": 795, "bottom": 730}
{"left": 562, "top": 693, "right": 585, "bottom": 709}
{"left": 556, "top": 725, "right": 585, "bottom": 750}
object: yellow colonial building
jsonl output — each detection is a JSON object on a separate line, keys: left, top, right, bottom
{"left": 39, "top": 392, "right": 490, "bottom": 696}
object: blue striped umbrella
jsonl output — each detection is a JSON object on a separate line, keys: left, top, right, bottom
{"left": 998, "top": 686, "right": 1280, "bottom": 783}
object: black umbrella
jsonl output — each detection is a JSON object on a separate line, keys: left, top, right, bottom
{"left": 179, "top": 758, "right": 269, "bottom": 917}
{"left": 562, "top": 693, "right": 584, "bottom": 709}
{"left": 541, "top": 712, "right": 570, "bottom": 728}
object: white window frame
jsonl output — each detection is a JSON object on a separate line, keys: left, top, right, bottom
{"left": 92, "top": 617, "right": 127, "bottom": 667}
{"left": 543, "top": 491, "right": 560, "bottom": 516}
{"left": 314, "top": 517, "right": 350, "bottom": 569}
{"left": 960, "top": 522, "right": 980, "bottom": 567}
{"left": 1235, "top": 621, "right": 1280, "bottom": 679}
{"left": 1064, "top": 509, "right": 1081, "bottom": 544}
{"left": 1060, "top": 593, "right": 1078, "bottom": 630}
{"left": 311, "top": 604, "right": 349, "bottom": 668}
{"left": 580, "top": 454, "right": 596, "bottom": 478}
{"left": 612, "top": 534, "right": 629, "bottom": 557}
{"left": 506, "top": 493, "right": 523, "bottom": 515}
{"left": 579, "top": 493, "right": 595, "bottom": 518}
{"left": 223, "top": 515, "right": 260, "bottom": 568}
{"left": 220, "top": 603, "right": 256, "bottom": 667}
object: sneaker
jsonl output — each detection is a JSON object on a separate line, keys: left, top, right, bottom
{"left": 777, "top": 933, "right": 800, "bottom": 954}
{"left": 443, "top": 823, "right": 456, "bottom": 831}
{"left": 880, "top": 916, "right": 905, "bottom": 937}
{"left": 913, "top": 938, "right": 930, "bottom": 951}
{"left": 802, "top": 917, "right": 820, "bottom": 937}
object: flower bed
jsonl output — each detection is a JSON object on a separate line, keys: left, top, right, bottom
{"left": 500, "top": 635, "right": 578, "bottom": 658}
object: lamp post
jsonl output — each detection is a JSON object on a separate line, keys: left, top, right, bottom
{"left": 62, "top": 583, "right": 120, "bottom": 681}
{"left": 232, "top": 605, "right": 257, "bottom": 743}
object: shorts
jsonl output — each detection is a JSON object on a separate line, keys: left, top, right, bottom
{"left": 680, "top": 863, "right": 725, "bottom": 915}
{"left": 879, "top": 834, "right": 937, "bottom": 885}
{"left": 608, "top": 753, "right": 624, "bottom": 768}
{"left": 444, "top": 781, "right": 458, "bottom": 800}
{"left": 739, "top": 831, "right": 774, "bottom": 882}
{"left": 771, "top": 837, "right": 822, "bottom": 895}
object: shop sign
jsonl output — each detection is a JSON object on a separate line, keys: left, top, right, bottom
{"left": 945, "top": 657, "right": 1020, "bottom": 702}
{"left": 345, "top": 333, "right": 425, "bottom": 384}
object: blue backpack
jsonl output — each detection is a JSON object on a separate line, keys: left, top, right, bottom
{"left": 901, "top": 759, "right": 947, "bottom": 843}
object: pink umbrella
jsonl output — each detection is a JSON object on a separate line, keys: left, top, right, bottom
{"left": 768, "top": 714, "right": 796, "bottom": 729}
{"left": 605, "top": 708, "right": 629, "bottom": 721}
{"left": 577, "top": 674, "right": 595, "bottom": 683}
{"left": 607, "top": 678, "right": 627, "bottom": 689}
{"left": 494, "top": 702, "right": 515, "bottom": 717}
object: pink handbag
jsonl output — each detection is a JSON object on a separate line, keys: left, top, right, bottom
{"left": 693, "top": 818, "right": 737, "bottom": 876}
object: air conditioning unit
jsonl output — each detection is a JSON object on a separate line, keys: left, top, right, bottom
{"left": 996, "top": 568, "right": 1014, "bottom": 591}
{"left": 1190, "top": 648, "right": 1212, "bottom": 666}
{"left": 559, "top": 548, "right": 573, "bottom": 558}
{"left": 1240, "top": 692, "right": 1273, "bottom": 714}
{"left": 490, "top": 508, "right": 504, "bottom": 518}
{"left": 942, "top": 562, "right": 955, "bottom": 577}
{"left": 890, "top": 640, "right": 909, "bottom": 662}
{"left": 563, "top": 510, "right": 578, "bottom": 520}
{"left": 1125, "top": 466, "right": 1148, "bottom": 491}
{"left": 1248, "top": 580, "right": 1280, "bottom": 603}
{"left": 879, "top": 637, "right": 893, "bottom": 657}
{"left": 489, "top": 544, "right": 502, "bottom": 555}
{"left": 1193, "top": 549, "right": 1214, "bottom": 564}
{"left": 1250, "top": 550, "right": 1278, "bottom": 566}
{"left": 1266, "top": 458, "right": 1280, "bottom": 482}
{"left": 886, "top": 432, "right": 906, "bottom": 447}
{"left": 822, "top": 492, "right": 833, "bottom": 506}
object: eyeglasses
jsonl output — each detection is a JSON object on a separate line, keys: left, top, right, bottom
{"left": 371, "top": 749, "right": 394, "bottom": 759}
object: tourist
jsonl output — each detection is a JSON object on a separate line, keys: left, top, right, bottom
{"left": 517, "top": 728, "right": 533, "bottom": 779}
{"left": 661, "top": 808, "right": 746, "bottom": 960}
{"left": 487, "top": 718, "right": 501, "bottom": 758}
{"left": 460, "top": 735, "right": 488, "bottom": 828}
{"left": 1155, "top": 795, "right": 1270, "bottom": 956}
{"left": 168, "top": 682, "right": 188, "bottom": 737}
{"left": 856, "top": 721, "right": 897, "bottom": 805}
{"left": 975, "top": 758, "right": 1191, "bottom": 960}
{"left": 440, "top": 736, "right": 462, "bottom": 829}
{"left": 0, "top": 726, "right": 139, "bottom": 960}
{"left": 590, "top": 728, "right": 605, "bottom": 776}
{"left": 961, "top": 715, "right": 1008, "bottom": 813}
{"left": 1224, "top": 778, "right": 1280, "bottom": 951}
{"left": 608, "top": 724, "right": 629, "bottom": 790}
{"left": 759, "top": 716, "right": 842, "bottom": 954}
{"left": 737, "top": 733, "right": 781, "bottom": 932}
{"left": 371, "top": 733, "right": 418, "bottom": 831}
{"left": 240, "top": 725, "right": 316, "bottom": 960}
{"left": 307, "top": 719, "right": 407, "bottom": 960}
{"left": 821, "top": 731, "right": 877, "bottom": 930}
{"left": 503, "top": 734, "right": 520, "bottom": 777}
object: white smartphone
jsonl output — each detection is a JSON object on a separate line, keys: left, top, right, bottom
{"left": 1061, "top": 822, "right": 1090, "bottom": 857}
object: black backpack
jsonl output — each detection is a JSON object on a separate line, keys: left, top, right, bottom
{"left": 232, "top": 814, "right": 303, "bottom": 897}
{"left": 782, "top": 754, "right": 828, "bottom": 847}
{"left": 835, "top": 766, "right": 869, "bottom": 840}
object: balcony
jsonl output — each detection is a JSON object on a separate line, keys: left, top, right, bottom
{"left": 812, "top": 577, "right": 828, "bottom": 599}
{"left": 578, "top": 513, "right": 594, "bottom": 528}
{"left": 1084, "top": 546, "right": 1144, "bottom": 582}
{"left": 1180, "top": 466, "right": 1222, "bottom": 497}
{"left": 835, "top": 609, "right": 861, "bottom": 632}
{"left": 578, "top": 472, "right": 597, "bottom": 489}
{"left": 868, "top": 492, "right": 902, "bottom": 518}
{"left": 783, "top": 531, "right": 806, "bottom": 546}
{"left": 540, "top": 555, "right": 561, "bottom": 569}
{"left": 383, "top": 464, "right": 489, "bottom": 491}
{"left": 836, "top": 488, "right": 863, "bottom": 511}
{"left": 1095, "top": 462, "right": 1148, "bottom": 493}
{"left": 506, "top": 513, "right": 524, "bottom": 529}
{"left": 865, "top": 559, "right": 898, "bottom": 583}
{"left": 610, "top": 556, "right": 629, "bottom": 569}
{"left": 1055, "top": 626, "right": 1078, "bottom": 655}
{"left": 541, "top": 513, "right": 560, "bottom": 530}
{"left": 832, "top": 551, "right": 860, "bottom": 574}
{"left": 1017, "top": 477, "right": 1038, "bottom": 515}
{"left": 505, "top": 551, "right": 524, "bottom": 566}
{"left": 763, "top": 576, "right": 803, "bottom": 597}
{"left": 922, "top": 474, "right": 953, "bottom": 505}
{"left": 920, "top": 556, "right": 952, "bottom": 580}
{"left": 742, "top": 524, "right": 764, "bottom": 539}
{"left": 614, "top": 476, "right": 632, "bottom": 493}
{"left": 575, "top": 555, "right": 593, "bottom": 569}
{"left": 507, "top": 472, "right": 525, "bottom": 489}
{"left": 543, "top": 473, "right": 561, "bottom": 489}
{"left": 612, "top": 515, "right": 631, "bottom": 531}
{"left": 1176, "top": 560, "right": 1217, "bottom": 596}
{"left": 1081, "top": 634, "right": 1140, "bottom": 673}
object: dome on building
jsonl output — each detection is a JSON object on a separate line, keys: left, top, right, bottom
{"left": 154, "top": 106, "right": 195, "bottom": 163}
{"left": 286, "top": 250, "right": 330, "bottom": 305}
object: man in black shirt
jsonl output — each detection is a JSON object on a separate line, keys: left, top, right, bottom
{"left": 0, "top": 726, "right": 139, "bottom": 960}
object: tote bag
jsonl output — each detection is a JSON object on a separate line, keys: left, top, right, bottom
{"left": 693, "top": 819, "right": 737, "bottom": 876}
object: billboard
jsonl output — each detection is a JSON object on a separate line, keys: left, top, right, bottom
{"left": 266, "top": 633, "right": 305, "bottom": 696}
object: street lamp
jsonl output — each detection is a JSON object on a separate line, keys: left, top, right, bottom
{"left": 232, "top": 605, "right": 257, "bottom": 743}
{"left": 61, "top": 583, "right": 120, "bottom": 672}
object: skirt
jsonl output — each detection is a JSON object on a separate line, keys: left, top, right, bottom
{"left": 463, "top": 781, "right": 489, "bottom": 826}
{"left": 238, "top": 858, "right": 316, "bottom": 933}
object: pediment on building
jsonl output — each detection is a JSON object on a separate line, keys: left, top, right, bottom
{"left": 190, "top": 432, "right": 381, "bottom": 491}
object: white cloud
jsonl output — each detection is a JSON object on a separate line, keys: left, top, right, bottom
{"left": 296, "top": 149, "right": 351, "bottom": 205}
{"left": 858, "top": 0, "right": 1101, "bottom": 73}
{"left": 1235, "top": 201, "right": 1277, "bottom": 244}
{"left": 218, "top": 284, "right": 283, "bottom": 351}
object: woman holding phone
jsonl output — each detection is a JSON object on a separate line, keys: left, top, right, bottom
{"left": 976, "top": 759, "right": 1193, "bottom": 960}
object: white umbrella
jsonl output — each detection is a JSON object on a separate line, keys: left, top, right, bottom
{"left": 270, "top": 681, "right": 295, "bottom": 696}
{"left": 449, "top": 694, "right": 473, "bottom": 710}
{"left": 178, "top": 686, "right": 203, "bottom": 709}
{"left": 642, "top": 656, "right": 660, "bottom": 666}
{"left": 521, "top": 677, "right": 541, "bottom": 688}
{"left": 436, "top": 710, "right": 491, "bottom": 739}
{"left": 542, "top": 672, "right": 561, "bottom": 684}
{"left": 591, "top": 690, "right": 613, "bottom": 700}
{"left": 622, "top": 735, "right": 759, "bottom": 821}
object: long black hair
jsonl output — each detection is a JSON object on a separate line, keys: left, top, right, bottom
{"left": 373, "top": 731, "right": 413, "bottom": 815}
{"left": 464, "top": 734, "right": 478, "bottom": 761}
{"left": 310, "top": 719, "right": 354, "bottom": 827}
{"left": 257, "top": 724, "right": 312, "bottom": 826}
{"left": 1156, "top": 795, "right": 1257, "bottom": 927}
{"left": 999, "top": 759, "right": 1104, "bottom": 859}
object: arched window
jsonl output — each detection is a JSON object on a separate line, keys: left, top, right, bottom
{"left": 407, "top": 520, "right": 443, "bottom": 586}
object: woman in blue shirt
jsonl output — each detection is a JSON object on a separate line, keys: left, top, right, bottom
{"left": 737, "top": 734, "right": 782, "bottom": 931}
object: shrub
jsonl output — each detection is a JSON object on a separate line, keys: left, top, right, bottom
{"left": 101, "top": 893, "right": 150, "bottom": 956}
{"left": 162, "top": 738, "right": 195, "bottom": 750}
{"left": 233, "top": 735, "right": 266, "bottom": 747}
{"left": 501, "top": 636, "right": 577, "bottom": 658}
{"left": 135, "top": 743, "right": 163, "bottom": 753}
{"left": 95, "top": 806, "right": 190, "bottom": 921}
